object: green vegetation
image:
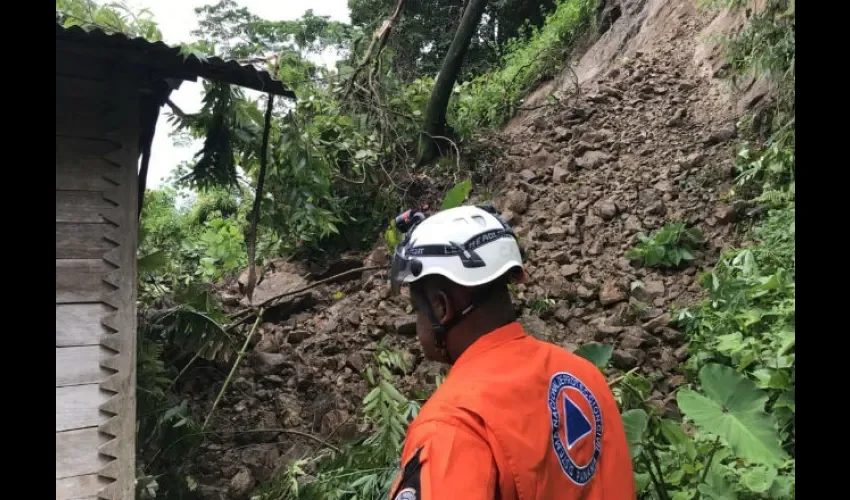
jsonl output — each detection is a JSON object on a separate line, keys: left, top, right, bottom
{"left": 627, "top": 222, "right": 706, "bottom": 270}
{"left": 450, "top": 0, "right": 597, "bottom": 137}
{"left": 593, "top": 201, "right": 796, "bottom": 499}
{"left": 56, "top": 0, "right": 793, "bottom": 498}
{"left": 609, "top": 1, "right": 796, "bottom": 498}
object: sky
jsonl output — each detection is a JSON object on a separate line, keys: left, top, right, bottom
{"left": 119, "top": 0, "right": 352, "bottom": 188}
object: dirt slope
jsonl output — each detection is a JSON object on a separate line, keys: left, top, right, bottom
{"left": 184, "top": 1, "right": 764, "bottom": 497}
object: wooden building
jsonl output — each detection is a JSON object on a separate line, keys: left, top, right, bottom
{"left": 55, "top": 23, "right": 294, "bottom": 500}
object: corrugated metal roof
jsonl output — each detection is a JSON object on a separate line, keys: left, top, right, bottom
{"left": 56, "top": 23, "right": 296, "bottom": 99}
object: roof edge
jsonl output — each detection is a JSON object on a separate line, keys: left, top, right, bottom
{"left": 56, "top": 23, "right": 296, "bottom": 99}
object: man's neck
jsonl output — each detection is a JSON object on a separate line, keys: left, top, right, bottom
{"left": 446, "top": 309, "right": 515, "bottom": 362}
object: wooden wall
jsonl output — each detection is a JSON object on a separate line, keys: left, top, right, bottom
{"left": 56, "top": 54, "right": 140, "bottom": 500}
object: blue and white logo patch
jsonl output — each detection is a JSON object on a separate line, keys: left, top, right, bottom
{"left": 547, "top": 371, "right": 603, "bottom": 485}
{"left": 394, "top": 487, "right": 417, "bottom": 500}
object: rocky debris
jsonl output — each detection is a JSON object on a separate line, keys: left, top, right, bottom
{"left": 181, "top": 8, "right": 746, "bottom": 496}
{"left": 395, "top": 317, "right": 418, "bottom": 337}
{"left": 575, "top": 150, "right": 612, "bottom": 169}
{"left": 500, "top": 189, "right": 530, "bottom": 214}
{"left": 624, "top": 215, "right": 644, "bottom": 233}
{"left": 596, "top": 201, "right": 618, "bottom": 221}
{"left": 681, "top": 152, "right": 705, "bottom": 169}
{"left": 229, "top": 468, "right": 255, "bottom": 500}
{"left": 593, "top": 322, "right": 624, "bottom": 341}
{"left": 555, "top": 201, "right": 572, "bottom": 217}
{"left": 544, "top": 226, "right": 567, "bottom": 241}
{"left": 643, "top": 312, "right": 672, "bottom": 333}
{"left": 519, "top": 315, "right": 552, "bottom": 340}
{"left": 346, "top": 353, "right": 365, "bottom": 372}
{"left": 611, "top": 349, "right": 641, "bottom": 370}
{"left": 249, "top": 264, "right": 308, "bottom": 305}
{"left": 714, "top": 204, "right": 736, "bottom": 224}
{"left": 619, "top": 327, "right": 658, "bottom": 350}
{"left": 552, "top": 165, "right": 569, "bottom": 183}
{"left": 363, "top": 246, "right": 389, "bottom": 267}
{"left": 520, "top": 169, "right": 537, "bottom": 182}
{"left": 554, "top": 305, "right": 573, "bottom": 324}
{"left": 705, "top": 124, "right": 737, "bottom": 145}
{"left": 659, "top": 327, "right": 686, "bottom": 345}
{"left": 599, "top": 280, "right": 627, "bottom": 306}
{"left": 253, "top": 352, "right": 290, "bottom": 375}
{"left": 561, "top": 264, "right": 580, "bottom": 277}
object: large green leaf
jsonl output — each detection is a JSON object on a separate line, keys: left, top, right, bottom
{"left": 767, "top": 474, "right": 794, "bottom": 499}
{"left": 698, "top": 465, "right": 737, "bottom": 500}
{"left": 621, "top": 409, "right": 648, "bottom": 458}
{"left": 740, "top": 465, "right": 778, "bottom": 494}
{"left": 634, "top": 473, "right": 651, "bottom": 493}
{"left": 676, "top": 363, "right": 788, "bottom": 466}
{"left": 574, "top": 342, "right": 613, "bottom": 369}
{"left": 440, "top": 179, "right": 472, "bottom": 210}
{"left": 659, "top": 418, "right": 697, "bottom": 459}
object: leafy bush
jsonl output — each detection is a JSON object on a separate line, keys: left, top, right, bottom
{"left": 609, "top": 363, "right": 794, "bottom": 500}
{"left": 674, "top": 206, "right": 795, "bottom": 436}
{"left": 56, "top": 0, "right": 162, "bottom": 40}
{"left": 449, "top": 0, "right": 598, "bottom": 137}
{"left": 733, "top": 126, "right": 795, "bottom": 205}
{"left": 627, "top": 223, "right": 706, "bottom": 269}
{"left": 712, "top": 0, "right": 795, "bottom": 205}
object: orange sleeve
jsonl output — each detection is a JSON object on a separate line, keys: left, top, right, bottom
{"left": 388, "top": 420, "right": 498, "bottom": 500}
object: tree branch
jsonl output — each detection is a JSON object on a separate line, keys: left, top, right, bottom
{"left": 165, "top": 98, "right": 190, "bottom": 118}
{"left": 342, "top": 0, "right": 406, "bottom": 101}
{"left": 203, "top": 310, "right": 263, "bottom": 431}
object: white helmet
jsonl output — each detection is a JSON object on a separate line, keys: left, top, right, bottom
{"left": 390, "top": 205, "right": 525, "bottom": 295}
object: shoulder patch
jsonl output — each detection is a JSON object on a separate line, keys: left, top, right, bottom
{"left": 547, "top": 371, "right": 603, "bottom": 485}
{"left": 394, "top": 487, "right": 417, "bottom": 500}
{"left": 389, "top": 446, "right": 424, "bottom": 500}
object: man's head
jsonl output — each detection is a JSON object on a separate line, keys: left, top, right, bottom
{"left": 389, "top": 205, "right": 526, "bottom": 363}
{"left": 409, "top": 272, "right": 520, "bottom": 362}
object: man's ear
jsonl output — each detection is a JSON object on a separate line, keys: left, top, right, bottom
{"left": 431, "top": 290, "right": 452, "bottom": 323}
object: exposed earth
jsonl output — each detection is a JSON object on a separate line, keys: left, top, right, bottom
{"left": 179, "top": 1, "right": 772, "bottom": 497}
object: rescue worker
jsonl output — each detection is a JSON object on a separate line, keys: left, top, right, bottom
{"left": 387, "top": 205, "right": 636, "bottom": 500}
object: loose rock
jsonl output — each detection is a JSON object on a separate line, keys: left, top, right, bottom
{"left": 575, "top": 150, "right": 612, "bottom": 169}
{"left": 502, "top": 190, "right": 530, "bottom": 214}
{"left": 599, "top": 280, "right": 627, "bottom": 306}
{"left": 229, "top": 469, "right": 255, "bottom": 500}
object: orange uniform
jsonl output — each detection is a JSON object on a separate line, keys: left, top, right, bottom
{"left": 389, "top": 322, "right": 635, "bottom": 500}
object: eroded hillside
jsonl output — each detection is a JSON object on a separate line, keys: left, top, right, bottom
{"left": 175, "top": 1, "right": 782, "bottom": 498}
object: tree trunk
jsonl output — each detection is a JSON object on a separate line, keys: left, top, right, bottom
{"left": 244, "top": 91, "right": 275, "bottom": 303}
{"left": 416, "top": 0, "right": 489, "bottom": 167}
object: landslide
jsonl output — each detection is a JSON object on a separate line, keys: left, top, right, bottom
{"left": 181, "top": 1, "right": 770, "bottom": 496}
